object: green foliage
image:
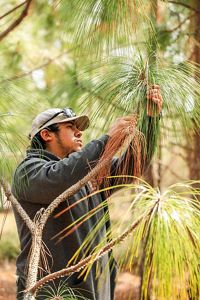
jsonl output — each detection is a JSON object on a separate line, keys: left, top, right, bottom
{"left": 39, "top": 278, "right": 90, "bottom": 300}
{"left": 76, "top": 56, "right": 200, "bottom": 134}
{"left": 115, "top": 180, "right": 200, "bottom": 300}
{"left": 0, "top": 209, "right": 19, "bottom": 261}
{"left": 0, "top": 234, "right": 19, "bottom": 261}
{"left": 66, "top": 179, "right": 200, "bottom": 300}
{"left": 57, "top": 0, "right": 154, "bottom": 57}
{"left": 157, "top": 26, "right": 173, "bottom": 51}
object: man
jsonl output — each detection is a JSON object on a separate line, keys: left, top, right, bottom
{"left": 12, "top": 86, "right": 162, "bottom": 299}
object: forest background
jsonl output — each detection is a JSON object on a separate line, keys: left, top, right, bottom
{"left": 0, "top": 0, "right": 200, "bottom": 299}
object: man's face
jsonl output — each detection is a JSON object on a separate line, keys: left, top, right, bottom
{"left": 53, "top": 121, "right": 83, "bottom": 157}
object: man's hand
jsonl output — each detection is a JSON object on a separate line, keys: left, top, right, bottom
{"left": 107, "top": 85, "right": 163, "bottom": 138}
{"left": 108, "top": 116, "right": 136, "bottom": 137}
{"left": 147, "top": 84, "right": 163, "bottom": 116}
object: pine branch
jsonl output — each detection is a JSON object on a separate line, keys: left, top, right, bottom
{"left": 0, "top": 1, "right": 28, "bottom": 20}
{"left": 0, "top": 0, "right": 32, "bottom": 42}
{"left": 160, "top": 161, "right": 186, "bottom": 181}
{"left": 73, "top": 72, "right": 125, "bottom": 113}
{"left": 27, "top": 203, "right": 158, "bottom": 295}
{"left": 163, "top": 145, "right": 187, "bottom": 161}
{"left": 167, "top": 1, "right": 199, "bottom": 13}
{"left": 161, "top": 13, "right": 196, "bottom": 33}
{"left": 169, "top": 142, "right": 193, "bottom": 152}
{"left": 0, "top": 178, "right": 35, "bottom": 233}
{"left": 0, "top": 48, "right": 77, "bottom": 84}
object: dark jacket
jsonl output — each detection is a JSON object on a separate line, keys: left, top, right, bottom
{"left": 12, "top": 135, "right": 118, "bottom": 300}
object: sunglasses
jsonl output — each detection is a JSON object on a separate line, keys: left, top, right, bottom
{"left": 39, "top": 108, "right": 76, "bottom": 129}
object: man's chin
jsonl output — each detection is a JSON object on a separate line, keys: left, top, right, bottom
{"left": 76, "top": 146, "right": 83, "bottom": 152}
{"left": 66, "top": 146, "right": 82, "bottom": 156}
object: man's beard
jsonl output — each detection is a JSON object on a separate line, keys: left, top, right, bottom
{"left": 55, "top": 134, "right": 73, "bottom": 157}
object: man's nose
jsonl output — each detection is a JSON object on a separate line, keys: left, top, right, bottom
{"left": 75, "top": 129, "right": 82, "bottom": 138}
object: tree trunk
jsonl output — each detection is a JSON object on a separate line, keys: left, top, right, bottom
{"left": 144, "top": 164, "right": 155, "bottom": 187}
{"left": 186, "top": 1, "right": 200, "bottom": 182}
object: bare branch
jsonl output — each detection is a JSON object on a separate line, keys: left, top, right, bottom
{"left": 163, "top": 144, "right": 187, "bottom": 160}
{"left": 169, "top": 142, "right": 193, "bottom": 152}
{"left": 167, "top": 1, "right": 199, "bottom": 13}
{"left": 0, "top": 46, "right": 79, "bottom": 84}
{"left": 0, "top": 0, "right": 32, "bottom": 42}
{"left": 0, "top": 178, "right": 35, "bottom": 233}
{"left": 161, "top": 162, "right": 186, "bottom": 181}
{"left": 0, "top": 1, "right": 27, "bottom": 21}
{"left": 1, "top": 52, "right": 68, "bottom": 83}
{"left": 161, "top": 13, "right": 196, "bottom": 33}
{"left": 27, "top": 204, "right": 157, "bottom": 295}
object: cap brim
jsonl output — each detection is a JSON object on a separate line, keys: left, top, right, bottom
{"left": 56, "top": 115, "right": 90, "bottom": 131}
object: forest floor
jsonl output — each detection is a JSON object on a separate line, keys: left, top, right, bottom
{"left": 0, "top": 261, "right": 16, "bottom": 300}
{"left": 0, "top": 261, "right": 140, "bottom": 300}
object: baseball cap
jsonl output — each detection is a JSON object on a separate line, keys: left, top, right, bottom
{"left": 30, "top": 108, "right": 89, "bottom": 140}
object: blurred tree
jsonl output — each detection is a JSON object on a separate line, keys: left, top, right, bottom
{"left": 185, "top": 0, "right": 200, "bottom": 182}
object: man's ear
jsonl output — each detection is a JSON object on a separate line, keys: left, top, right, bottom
{"left": 40, "top": 129, "right": 53, "bottom": 142}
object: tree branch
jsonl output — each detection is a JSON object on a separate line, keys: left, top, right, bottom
{"left": 167, "top": 1, "right": 199, "bottom": 13}
{"left": 1, "top": 52, "right": 69, "bottom": 83}
{"left": 27, "top": 204, "right": 157, "bottom": 295}
{"left": 160, "top": 162, "right": 186, "bottom": 181}
{"left": 0, "top": 46, "right": 79, "bottom": 84}
{"left": 161, "top": 13, "right": 196, "bottom": 33}
{"left": 0, "top": 178, "right": 35, "bottom": 233}
{"left": 0, "top": 0, "right": 32, "bottom": 42}
{"left": 0, "top": 1, "right": 27, "bottom": 21}
{"left": 168, "top": 149, "right": 186, "bottom": 161}
{"left": 169, "top": 142, "right": 193, "bottom": 152}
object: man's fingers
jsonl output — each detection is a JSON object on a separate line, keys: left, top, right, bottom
{"left": 117, "top": 116, "right": 135, "bottom": 122}
{"left": 147, "top": 84, "right": 160, "bottom": 90}
{"left": 147, "top": 90, "right": 163, "bottom": 103}
{"left": 108, "top": 115, "right": 137, "bottom": 136}
{"left": 147, "top": 91, "right": 160, "bottom": 97}
{"left": 146, "top": 84, "right": 163, "bottom": 116}
{"left": 151, "top": 99, "right": 162, "bottom": 107}
{"left": 147, "top": 89, "right": 160, "bottom": 95}
{"left": 147, "top": 94, "right": 163, "bottom": 101}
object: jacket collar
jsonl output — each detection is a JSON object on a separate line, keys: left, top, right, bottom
{"left": 26, "top": 148, "right": 60, "bottom": 161}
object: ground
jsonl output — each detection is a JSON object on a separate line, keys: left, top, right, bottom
{"left": 0, "top": 261, "right": 16, "bottom": 300}
{"left": 0, "top": 261, "right": 140, "bottom": 300}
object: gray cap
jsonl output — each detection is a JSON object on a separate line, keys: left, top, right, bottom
{"left": 30, "top": 108, "right": 89, "bottom": 140}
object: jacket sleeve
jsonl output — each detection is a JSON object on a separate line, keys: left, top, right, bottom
{"left": 12, "top": 135, "right": 109, "bottom": 204}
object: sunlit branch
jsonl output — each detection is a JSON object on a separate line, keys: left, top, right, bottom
{"left": 0, "top": 0, "right": 32, "bottom": 42}
{"left": 0, "top": 47, "right": 79, "bottom": 84}
{"left": 161, "top": 13, "right": 196, "bottom": 33}
{"left": 0, "top": 0, "right": 27, "bottom": 21}
{"left": 169, "top": 142, "right": 193, "bottom": 152}
{"left": 0, "top": 178, "right": 35, "bottom": 233}
{"left": 73, "top": 70, "right": 126, "bottom": 113}
{"left": 163, "top": 145, "right": 187, "bottom": 161}
{"left": 160, "top": 162, "right": 187, "bottom": 181}
{"left": 167, "top": 1, "right": 199, "bottom": 13}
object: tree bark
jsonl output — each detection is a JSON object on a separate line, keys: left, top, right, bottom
{"left": 186, "top": 1, "right": 200, "bottom": 183}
